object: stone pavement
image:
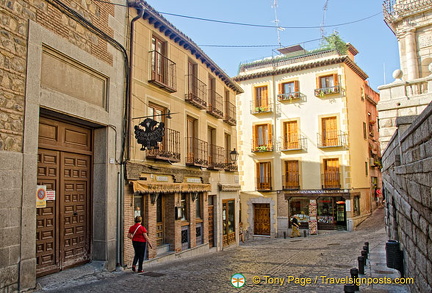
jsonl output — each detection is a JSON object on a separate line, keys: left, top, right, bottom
{"left": 35, "top": 207, "right": 411, "bottom": 293}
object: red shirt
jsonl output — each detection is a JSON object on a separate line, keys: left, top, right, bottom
{"left": 128, "top": 223, "right": 148, "bottom": 242}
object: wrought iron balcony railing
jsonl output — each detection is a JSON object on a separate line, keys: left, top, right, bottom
{"left": 322, "top": 172, "right": 341, "bottom": 189}
{"left": 207, "top": 90, "right": 224, "bottom": 119}
{"left": 146, "top": 128, "right": 181, "bottom": 162}
{"left": 224, "top": 162, "right": 238, "bottom": 172}
{"left": 251, "top": 138, "right": 274, "bottom": 153}
{"left": 281, "top": 134, "right": 306, "bottom": 151}
{"left": 317, "top": 130, "right": 347, "bottom": 148}
{"left": 282, "top": 173, "right": 300, "bottom": 190}
{"left": 314, "top": 85, "right": 341, "bottom": 97}
{"left": 149, "top": 50, "right": 176, "bottom": 93}
{"left": 277, "top": 92, "right": 304, "bottom": 102}
{"left": 256, "top": 176, "right": 272, "bottom": 191}
{"left": 185, "top": 137, "right": 208, "bottom": 167}
{"left": 250, "top": 101, "right": 273, "bottom": 114}
{"left": 208, "top": 144, "right": 225, "bottom": 170}
{"left": 224, "top": 100, "right": 236, "bottom": 126}
{"left": 185, "top": 75, "right": 207, "bottom": 109}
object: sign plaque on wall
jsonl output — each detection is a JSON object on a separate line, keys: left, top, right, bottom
{"left": 36, "top": 185, "right": 47, "bottom": 208}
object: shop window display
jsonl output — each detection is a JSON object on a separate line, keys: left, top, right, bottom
{"left": 290, "top": 198, "right": 309, "bottom": 228}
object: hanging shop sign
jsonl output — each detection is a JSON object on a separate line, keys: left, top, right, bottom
{"left": 134, "top": 118, "right": 165, "bottom": 151}
{"left": 36, "top": 185, "right": 47, "bottom": 208}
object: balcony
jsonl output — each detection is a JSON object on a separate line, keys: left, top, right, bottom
{"left": 322, "top": 172, "right": 341, "bottom": 189}
{"left": 208, "top": 144, "right": 225, "bottom": 170}
{"left": 314, "top": 85, "right": 341, "bottom": 97}
{"left": 146, "top": 128, "right": 181, "bottom": 162}
{"left": 317, "top": 131, "right": 347, "bottom": 148}
{"left": 185, "top": 137, "right": 208, "bottom": 167}
{"left": 224, "top": 100, "right": 236, "bottom": 126}
{"left": 185, "top": 75, "right": 207, "bottom": 109}
{"left": 256, "top": 176, "right": 272, "bottom": 191}
{"left": 282, "top": 173, "right": 300, "bottom": 190}
{"left": 207, "top": 91, "right": 224, "bottom": 119}
{"left": 383, "top": 0, "right": 432, "bottom": 31}
{"left": 277, "top": 92, "right": 304, "bottom": 102}
{"left": 251, "top": 138, "right": 274, "bottom": 153}
{"left": 250, "top": 101, "right": 273, "bottom": 114}
{"left": 149, "top": 51, "right": 176, "bottom": 93}
{"left": 224, "top": 162, "right": 238, "bottom": 172}
{"left": 281, "top": 134, "right": 307, "bottom": 151}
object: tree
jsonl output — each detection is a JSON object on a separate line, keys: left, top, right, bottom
{"left": 321, "top": 32, "right": 347, "bottom": 55}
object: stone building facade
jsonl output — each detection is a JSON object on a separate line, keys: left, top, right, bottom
{"left": 382, "top": 103, "right": 432, "bottom": 293}
{"left": 0, "top": 0, "right": 127, "bottom": 291}
{"left": 379, "top": 0, "right": 432, "bottom": 149}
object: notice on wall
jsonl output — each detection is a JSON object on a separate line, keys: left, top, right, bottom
{"left": 46, "top": 190, "right": 56, "bottom": 201}
{"left": 36, "top": 185, "right": 47, "bottom": 208}
{"left": 308, "top": 199, "right": 318, "bottom": 235}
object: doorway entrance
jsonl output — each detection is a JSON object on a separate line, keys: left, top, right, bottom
{"left": 36, "top": 117, "right": 92, "bottom": 276}
{"left": 254, "top": 203, "right": 270, "bottom": 235}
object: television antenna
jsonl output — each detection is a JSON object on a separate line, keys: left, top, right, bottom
{"left": 272, "top": 0, "right": 284, "bottom": 47}
{"left": 321, "top": 0, "right": 329, "bottom": 39}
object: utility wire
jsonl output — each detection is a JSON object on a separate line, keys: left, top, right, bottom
{"left": 200, "top": 37, "right": 323, "bottom": 48}
{"left": 91, "top": 0, "right": 381, "bottom": 29}
{"left": 159, "top": 11, "right": 382, "bottom": 29}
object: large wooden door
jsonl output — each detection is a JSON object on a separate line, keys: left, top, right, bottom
{"left": 254, "top": 204, "right": 270, "bottom": 235}
{"left": 36, "top": 117, "right": 92, "bottom": 276}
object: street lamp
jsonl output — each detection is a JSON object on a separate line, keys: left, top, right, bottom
{"left": 230, "top": 148, "right": 239, "bottom": 163}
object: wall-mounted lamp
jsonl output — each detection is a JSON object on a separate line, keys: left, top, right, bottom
{"left": 150, "top": 193, "right": 160, "bottom": 205}
{"left": 230, "top": 148, "right": 239, "bottom": 163}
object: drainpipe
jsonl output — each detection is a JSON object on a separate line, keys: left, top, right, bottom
{"left": 117, "top": 5, "right": 145, "bottom": 268}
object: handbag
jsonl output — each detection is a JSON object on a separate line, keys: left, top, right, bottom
{"left": 128, "top": 224, "right": 141, "bottom": 240}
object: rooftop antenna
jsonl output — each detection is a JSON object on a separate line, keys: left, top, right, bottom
{"left": 321, "top": 0, "right": 329, "bottom": 40}
{"left": 272, "top": 0, "right": 284, "bottom": 48}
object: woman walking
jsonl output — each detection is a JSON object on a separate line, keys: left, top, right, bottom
{"left": 128, "top": 216, "right": 153, "bottom": 273}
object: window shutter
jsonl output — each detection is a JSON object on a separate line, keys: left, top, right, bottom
{"left": 294, "top": 80, "right": 299, "bottom": 92}
{"left": 316, "top": 76, "right": 321, "bottom": 89}
{"left": 267, "top": 124, "right": 273, "bottom": 149}
{"left": 262, "top": 86, "right": 268, "bottom": 107}
{"left": 252, "top": 125, "right": 257, "bottom": 148}
{"left": 278, "top": 83, "right": 283, "bottom": 94}
{"left": 333, "top": 74, "right": 339, "bottom": 86}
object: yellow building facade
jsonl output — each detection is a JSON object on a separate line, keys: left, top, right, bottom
{"left": 234, "top": 44, "right": 381, "bottom": 237}
{"left": 124, "top": 1, "right": 243, "bottom": 265}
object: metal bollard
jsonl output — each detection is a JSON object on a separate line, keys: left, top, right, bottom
{"left": 344, "top": 284, "right": 356, "bottom": 293}
{"left": 361, "top": 249, "right": 368, "bottom": 261}
{"left": 284, "top": 231, "right": 286, "bottom": 239}
{"left": 363, "top": 245, "right": 369, "bottom": 254}
{"left": 303, "top": 230, "right": 307, "bottom": 237}
{"left": 358, "top": 256, "right": 365, "bottom": 274}
{"left": 364, "top": 242, "right": 369, "bottom": 253}
{"left": 350, "top": 268, "right": 359, "bottom": 291}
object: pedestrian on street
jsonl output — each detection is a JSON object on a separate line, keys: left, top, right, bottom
{"left": 239, "top": 222, "right": 245, "bottom": 243}
{"left": 290, "top": 216, "right": 301, "bottom": 238}
{"left": 128, "top": 216, "right": 153, "bottom": 273}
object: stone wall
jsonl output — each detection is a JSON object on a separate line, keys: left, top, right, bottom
{"left": 382, "top": 102, "right": 432, "bottom": 293}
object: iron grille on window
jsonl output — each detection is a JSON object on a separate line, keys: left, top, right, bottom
{"left": 146, "top": 128, "right": 181, "bottom": 162}
{"left": 185, "top": 137, "right": 208, "bottom": 167}
{"left": 317, "top": 130, "right": 347, "bottom": 148}
{"left": 224, "top": 100, "right": 236, "bottom": 126}
{"left": 322, "top": 172, "right": 341, "bottom": 189}
{"left": 208, "top": 144, "right": 225, "bottom": 170}
{"left": 185, "top": 75, "right": 207, "bottom": 109}
{"left": 149, "top": 50, "right": 176, "bottom": 92}
{"left": 282, "top": 173, "right": 300, "bottom": 190}
{"left": 207, "top": 91, "right": 224, "bottom": 119}
{"left": 256, "top": 176, "right": 272, "bottom": 191}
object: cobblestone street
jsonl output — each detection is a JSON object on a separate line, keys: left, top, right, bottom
{"left": 37, "top": 208, "right": 410, "bottom": 293}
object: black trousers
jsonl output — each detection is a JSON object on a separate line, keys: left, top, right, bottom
{"left": 132, "top": 241, "right": 147, "bottom": 271}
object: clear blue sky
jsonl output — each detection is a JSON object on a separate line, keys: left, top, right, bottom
{"left": 147, "top": 0, "right": 399, "bottom": 91}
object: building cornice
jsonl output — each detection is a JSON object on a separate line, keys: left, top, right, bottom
{"left": 233, "top": 56, "right": 368, "bottom": 82}
{"left": 130, "top": 1, "right": 243, "bottom": 94}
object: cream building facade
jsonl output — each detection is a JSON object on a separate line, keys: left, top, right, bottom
{"left": 124, "top": 1, "right": 243, "bottom": 265}
{"left": 234, "top": 44, "right": 381, "bottom": 238}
